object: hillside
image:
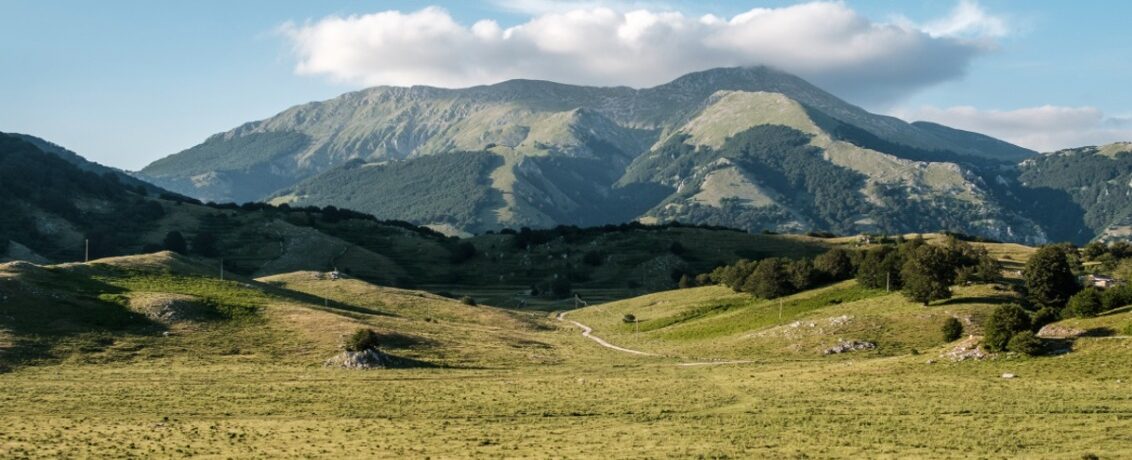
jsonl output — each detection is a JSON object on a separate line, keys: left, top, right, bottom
{"left": 138, "top": 67, "right": 1061, "bottom": 242}
{"left": 0, "top": 252, "right": 557, "bottom": 370}
{"left": 0, "top": 132, "right": 835, "bottom": 302}
{"left": 1019, "top": 143, "right": 1132, "bottom": 242}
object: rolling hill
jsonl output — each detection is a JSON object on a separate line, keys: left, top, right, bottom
{"left": 0, "top": 132, "right": 831, "bottom": 302}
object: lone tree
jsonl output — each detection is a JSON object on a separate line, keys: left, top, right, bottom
{"left": 901, "top": 245, "right": 957, "bottom": 305}
{"left": 984, "top": 303, "right": 1032, "bottom": 352}
{"left": 190, "top": 231, "right": 219, "bottom": 258}
{"left": 1024, "top": 245, "right": 1080, "bottom": 310}
{"left": 162, "top": 231, "right": 187, "bottom": 254}
{"left": 345, "top": 328, "right": 381, "bottom": 352}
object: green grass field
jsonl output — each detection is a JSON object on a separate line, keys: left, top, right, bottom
{"left": 2, "top": 251, "right": 1131, "bottom": 458}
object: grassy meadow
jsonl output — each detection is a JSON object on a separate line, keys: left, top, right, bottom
{"left": 1, "top": 248, "right": 1131, "bottom": 458}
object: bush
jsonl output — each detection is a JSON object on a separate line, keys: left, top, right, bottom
{"left": 345, "top": 328, "right": 381, "bottom": 352}
{"left": 163, "top": 231, "right": 187, "bottom": 254}
{"left": 623, "top": 314, "right": 637, "bottom": 323}
{"left": 460, "top": 296, "right": 477, "bottom": 306}
{"left": 1030, "top": 307, "right": 1060, "bottom": 333}
{"left": 1065, "top": 287, "right": 1104, "bottom": 318}
{"left": 1007, "top": 331, "right": 1043, "bottom": 356}
{"left": 984, "top": 304, "right": 1032, "bottom": 352}
{"left": 678, "top": 274, "right": 695, "bottom": 289}
{"left": 941, "top": 317, "right": 964, "bottom": 342}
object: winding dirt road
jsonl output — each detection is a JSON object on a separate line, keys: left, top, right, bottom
{"left": 556, "top": 311, "right": 758, "bottom": 366}
{"left": 555, "top": 311, "right": 656, "bottom": 356}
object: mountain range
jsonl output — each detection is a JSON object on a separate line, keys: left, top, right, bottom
{"left": 69, "top": 67, "right": 1132, "bottom": 244}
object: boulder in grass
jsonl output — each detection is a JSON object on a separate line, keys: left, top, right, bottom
{"left": 324, "top": 348, "right": 389, "bottom": 369}
{"left": 822, "top": 340, "right": 876, "bottom": 355}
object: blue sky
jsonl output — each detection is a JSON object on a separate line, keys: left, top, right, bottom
{"left": 1, "top": 0, "right": 1129, "bottom": 169}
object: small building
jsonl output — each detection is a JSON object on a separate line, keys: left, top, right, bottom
{"left": 1085, "top": 274, "right": 1121, "bottom": 288}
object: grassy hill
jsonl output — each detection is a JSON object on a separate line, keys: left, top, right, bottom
{"left": 0, "top": 251, "right": 559, "bottom": 371}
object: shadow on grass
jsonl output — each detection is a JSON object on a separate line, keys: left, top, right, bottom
{"left": 0, "top": 270, "right": 164, "bottom": 369}
{"left": 934, "top": 295, "right": 1018, "bottom": 307}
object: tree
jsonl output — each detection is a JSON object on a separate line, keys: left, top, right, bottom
{"left": 345, "top": 328, "right": 381, "bottom": 352}
{"left": 786, "top": 258, "right": 817, "bottom": 292}
{"left": 1007, "top": 331, "right": 1043, "bottom": 356}
{"left": 190, "top": 231, "right": 219, "bottom": 258}
{"left": 901, "top": 245, "right": 956, "bottom": 305}
{"left": 742, "top": 257, "right": 794, "bottom": 299}
{"left": 984, "top": 304, "right": 1032, "bottom": 352}
{"left": 815, "top": 249, "right": 854, "bottom": 281}
{"left": 163, "top": 231, "right": 187, "bottom": 254}
{"left": 857, "top": 247, "right": 902, "bottom": 290}
{"left": 941, "top": 317, "right": 964, "bottom": 342}
{"left": 1065, "top": 287, "right": 1104, "bottom": 318}
{"left": 678, "top": 274, "right": 695, "bottom": 289}
{"left": 1024, "top": 246, "right": 1080, "bottom": 310}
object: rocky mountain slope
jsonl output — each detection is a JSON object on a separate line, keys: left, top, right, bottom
{"left": 136, "top": 67, "right": 1058, "bottom": 241}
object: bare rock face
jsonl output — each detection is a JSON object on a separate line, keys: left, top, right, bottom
{"left": 127, "top": 293, "right": 208, "bottom": 323}
{"left": 822, "top": 340, "right": 876, "bottom": 355}
{"left": 1037, "top": 324, "right": 1087, "bottom": 339}
{"left": 324, "top": 349, "right": 389, "bottom": 370}
{"left": 943, "top": 336, "right": 988, "bottom": 361}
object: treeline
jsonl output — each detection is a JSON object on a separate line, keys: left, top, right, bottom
{"left": 497, "top": 221, "right": 745, "bottom": 249}
{"left": 703, "top": 236, "right": 1002, "bottom": 304}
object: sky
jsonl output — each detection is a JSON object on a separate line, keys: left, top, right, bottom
{"left": 1, "top": 0, "right": 1130, "bottom": 170}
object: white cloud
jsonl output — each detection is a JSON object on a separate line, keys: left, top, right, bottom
{"left": 921, "top": 0, "right": 1008, "bottom": 39}
{"left": 891, "top": 105, "right": 1132, "bottom": 152}
{"left": 280, "top": 1, "right": 1007, "bottom": 104}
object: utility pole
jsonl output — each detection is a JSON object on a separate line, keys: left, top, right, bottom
{"left": 84, "top": 239, "right": 89, "bottom": 263}
{"left": 886, "top": 271, "right": 891, "bottom": 292}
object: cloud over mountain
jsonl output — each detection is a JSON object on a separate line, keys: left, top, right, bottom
{"left": 892, "top": 105, "right": 1132, "bottom": 152}
{"left": 281, "top": 1, "right": 1004, "bottom": 104}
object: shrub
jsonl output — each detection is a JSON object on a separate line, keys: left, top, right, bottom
{"left": 460, "top": 296, "right": 477, "bottom": 306}
{"left": 1101, "top": 284, "right": 1132, "bottom": 310}
{"left": 1007, "top": 331, "right": 1043, "bottom": 356}
{"left": 623, "top": 314, "right": 637, "bottom": 323}
{"left": 984, "top": 304, "right": 1032, "bottom": 352}
{"left": 941, "top": 317, "right": 964, "bottom": 342}
{"left": 1030, "top": 307, "right": 1060, "bottom": 333}
{"left": 1065, "top": 287, "right": 1104, "bottom": 318}
{"left": 678, "top": 274, "right": 695, "bottom": 289}
{"left": 345, "top": 328, "right": 381, "bottom": 352}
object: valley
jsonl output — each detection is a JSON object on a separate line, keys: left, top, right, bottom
{"left": 2, "top": 241, "right": 1131, "bottom": 458}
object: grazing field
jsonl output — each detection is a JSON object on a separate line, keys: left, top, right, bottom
{"left": 2, "top": 253, "right": 1131, "bottom": 458}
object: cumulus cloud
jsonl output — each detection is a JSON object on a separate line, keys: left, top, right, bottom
{"left": 891, "top": 105, "right": 1132, "bottom": 152}
{"left": 280, "top": 1, "right": 1007, "bottom": 104}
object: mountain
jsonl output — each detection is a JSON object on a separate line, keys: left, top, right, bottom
{"left": 138, "top": 66, "right": 1060, "bottom": 241}
{"left": 0, "top": 132, "right": 827, "bottom": 298}
{"left": 1018, "top": 142, "right": 1132, "bottom": 242}
{"left": 2, "top": 132, "right": 161, "bottom": 194}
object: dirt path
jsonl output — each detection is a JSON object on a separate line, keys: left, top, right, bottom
{"left": 555, "top": 311, "right": 761, "bottom": 367}
{"left": 555, "top": 311, "right": 656, "bottom": 356}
